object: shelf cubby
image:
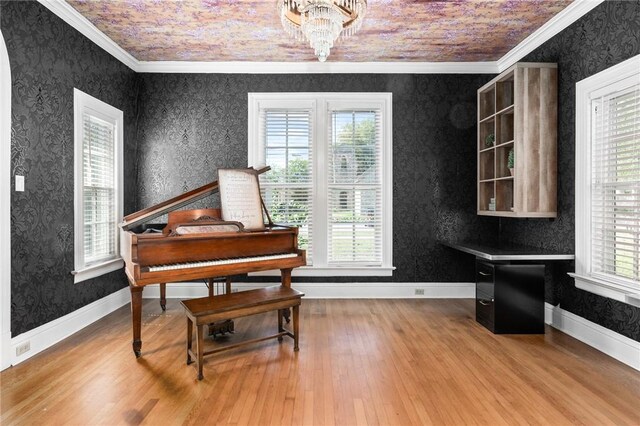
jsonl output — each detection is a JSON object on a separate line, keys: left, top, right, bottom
{"left": 496, "top": 79, "right": 514, "bottom": 111}
{"left": 478, "top": 182, "right": 495, "bottom": 212}
{"left": 479, "top": 119, "right": 495, "bottom": 151}
{"left": 495, "top": 143, "right": 514, "bottom": 179}
{"left": 479, "top": 87, "right": 495, "bottom": 121}
{"left": 479, "top": 150, "right": 495, "bottom": 181}
{"left": 496, "top": 180, "right": 514, "bottom": 212}
{"left": 496, "top": 111, "right": 514, "bottom": 145}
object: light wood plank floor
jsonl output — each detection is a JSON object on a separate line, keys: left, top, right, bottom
{"left": 1, "top": 298, "right": 639, "bottom": 425}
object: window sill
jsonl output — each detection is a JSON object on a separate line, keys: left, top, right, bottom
{"left": 569, "top": 273, "right": 640, "bottom": 308}
{"left": 250, "top": 266, "right": 396, "bottom": 277}
{"left": 72, "top": 259, "right": 124, "bottom": 284}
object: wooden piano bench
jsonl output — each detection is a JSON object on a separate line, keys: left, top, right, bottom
{"left": 181, "top": 285, "right": 304, "bottom": 380}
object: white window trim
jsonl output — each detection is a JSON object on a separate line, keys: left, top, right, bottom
{"left": 248, "top": 92, "right": 394, "bottom": 277}
{"left": 72, "top": 89, "right": 124, "bottom": 283}
{"left": 1, "top": 27, "right": 13, "bottom": 370}
{"left": 572, "top": 54, "right": 640, "bottom": 307}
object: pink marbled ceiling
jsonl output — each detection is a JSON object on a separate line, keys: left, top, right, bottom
{"left": 66, "top": 0, "right": 574, "bottom": 62}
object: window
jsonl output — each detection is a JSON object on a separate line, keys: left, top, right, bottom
{"left": 248, "top": 93, "right": 393, "bottom": 276}
{"left": 572, "top": 55, "right": 640, "bottom": 306}
{"left": 73, "top": 89, "right": 123, "bottom": 283}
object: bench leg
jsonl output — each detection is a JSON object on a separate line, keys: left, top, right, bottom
{"left": 196, "top": 324, "right": 204, "bottom": 380}
{"left": 293, "top": 305, "right": 299, "bottom": 352}
{"left": 186, "top": 317, "right": 193, "bottom": 365}
{"left": 277, "top": 309, "right": 284, "bottom": 342}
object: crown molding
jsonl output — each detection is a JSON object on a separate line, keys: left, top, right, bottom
{"left": 40, "top": 0, "right": 603, "bottom": 75}
{"left": 136, "top": 60, "right": 498, "bottom": 74}
{"left": 37, "top": 0, "right": 138, "bottom": 71}
{"left": 496, "top": 0, "right": 606, "bottom": 72}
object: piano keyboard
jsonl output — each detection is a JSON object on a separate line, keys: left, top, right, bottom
{"left": 147, "top": 252, "right": 299, "bottom": 272}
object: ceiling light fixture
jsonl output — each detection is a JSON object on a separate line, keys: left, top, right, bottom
{"left": 278, "top": 0, "right": 367, "bottom": 62}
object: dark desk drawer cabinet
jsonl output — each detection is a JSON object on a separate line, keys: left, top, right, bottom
{"left": 476, "top": 262, "right": 495, "bottom": 327}
{"left": 475, "top": 260, "right": 544, "bottom": 334}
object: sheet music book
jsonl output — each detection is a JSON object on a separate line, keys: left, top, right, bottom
{"left": 218, "top": 168, "right": 265, "bottom": 231}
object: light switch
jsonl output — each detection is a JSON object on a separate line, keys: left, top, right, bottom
{"left": 15, "top": 175, "right": 24, "bottom": 192}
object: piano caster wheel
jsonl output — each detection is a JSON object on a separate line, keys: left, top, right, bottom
{"left": 133, "top": 340, "right": 142, "bottom": 358}
{"left": 277, "top": 336, "right": 283, "bottom": 343}
{"left": 198, "top": 373, "right": 203, "bottom": 381}
{"left": 160, "top": 304, "right": 166, "bottom": 311}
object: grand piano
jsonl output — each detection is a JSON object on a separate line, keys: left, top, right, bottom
{"left": 120, "top": 166, "right": 306, "bottom": 357}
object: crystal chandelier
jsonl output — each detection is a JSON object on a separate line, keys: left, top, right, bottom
{"left": 278, "top": 0, "right": 367, "bottom": 62}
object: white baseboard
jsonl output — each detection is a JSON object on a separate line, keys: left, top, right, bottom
{"left": 141, "top": 281, "right": 476, "bottom": 299}
{"left": 9, "top": 287, "right": 130, "bottom": 366}
{"left": 1, "top": 330, "right": 11, "bottom": 370}
{"left": 545, "top": 303, "right": 640, "bottom": 371}
{"left": 7, "top": 285, "right": 639, "bottom": 374}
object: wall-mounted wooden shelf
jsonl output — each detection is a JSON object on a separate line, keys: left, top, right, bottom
{"left": 477, "top": 63, "right": 558, "bottom": 218}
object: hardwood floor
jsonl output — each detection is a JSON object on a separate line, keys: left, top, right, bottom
{"left": 1, "top": 298, "right": 639, "bottom": 425}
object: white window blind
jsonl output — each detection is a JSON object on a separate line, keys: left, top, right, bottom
{"left": 259, "top": 109, "right": 314, "bottom": 264}
{"left": 327, "top": 109, "right": 382, "bottom": 265}
{"left": 591, "top": 84, "right": 640, "bottom": 286}
{"left": 73, "top": 88, "right": 123, "bottom": 283}
{"left": 83, "top": 113, "right": 117, "bottom": 265}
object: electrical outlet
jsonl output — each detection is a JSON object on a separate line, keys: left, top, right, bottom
{"left": 16, "top": 341, "right": 30, "bottom": 356}
{"left": 15, "top": 175, "right": 24, "bottom": 192}
{"left": 414, "top": 288, "right": 425, "bottom": 296}
{"left": 231, "top": 288, "right": 239, "bottom": 293}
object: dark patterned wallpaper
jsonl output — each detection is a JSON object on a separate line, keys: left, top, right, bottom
{"left": 135, "top": 73, "right": 495, "bottom": 284}
{"left": 481, "top": 0, "right": 640, "bottom": 341}
{"left": 5, "top": 0, "right": 638, "bottom": 345}
{"left": 2, "top": 1, "right": 138, "bottom": 336}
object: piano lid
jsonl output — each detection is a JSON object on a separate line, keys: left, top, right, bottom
{"left": 120, "top": 166, "right": 270, "bottom": 231}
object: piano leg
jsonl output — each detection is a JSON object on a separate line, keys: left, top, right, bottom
{"left": 130, "top": 285, "right": 144, "bottom": 357}
{"left": 207, "top": 278, "right": 214, "bottom": 298}
{"left": 293, "top": 304, "right": 300, "bottom": 351}
{"left": 281, "top": 268, "right": 292, "bottom": 323}
{"left": 281, "top": 268, "right": 292, "bottom": 288}
{"left": 226, "top": 276, "right": 232, "bottom": 294}
{"left": 159, "top": 283, "right": 166, "bottom": 311}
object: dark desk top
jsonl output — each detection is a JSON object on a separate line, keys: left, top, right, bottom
{"left": 442, "top": 241, "right": 575, "bottom": 261}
